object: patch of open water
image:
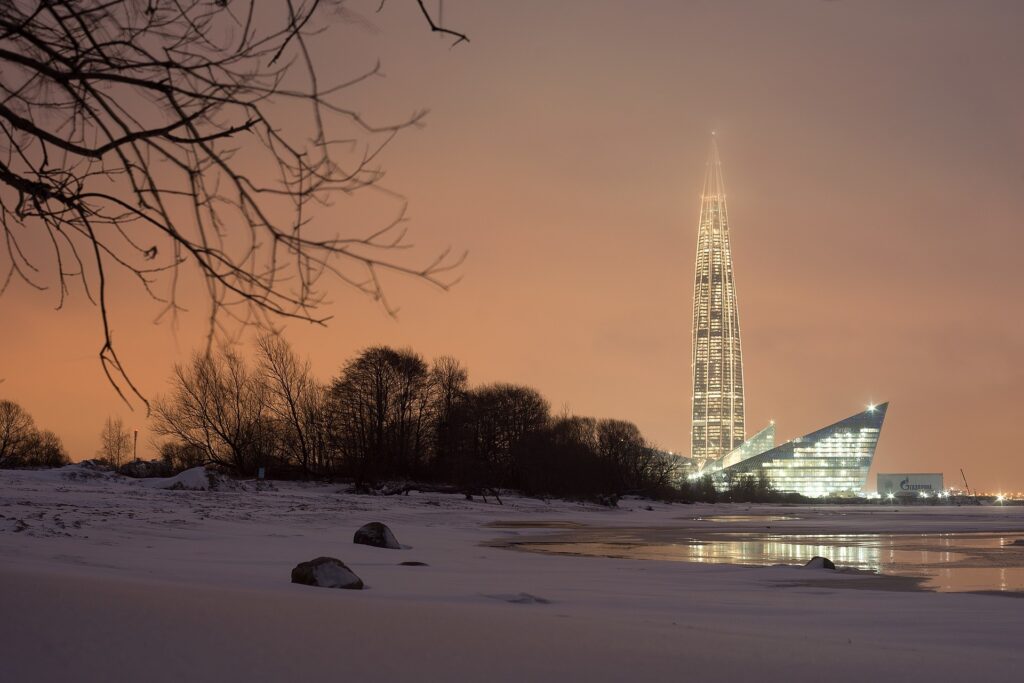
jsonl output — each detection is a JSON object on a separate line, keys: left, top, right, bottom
{"left": 508, "top": 529, "right": 1024, "bottom": 594}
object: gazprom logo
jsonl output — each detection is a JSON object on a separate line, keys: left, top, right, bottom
{"left": 900, "top": 477, "right": 933, "bottom": 491}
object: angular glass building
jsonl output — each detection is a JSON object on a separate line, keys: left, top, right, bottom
{"left": 691, "top": 133, "right": 745, "bottom": 461}
{"left": 719, "top": 422, "right": 775, "bottom": 470}
{"left": 714, "top": 404, "right": 888, "bottom": 497}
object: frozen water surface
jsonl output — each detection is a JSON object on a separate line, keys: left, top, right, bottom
{"left": 511, "top": 526, "right": 1024, "bottom": 593}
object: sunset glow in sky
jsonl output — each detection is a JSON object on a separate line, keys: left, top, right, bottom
{"left": 2, "top": 1, "right": 1022, "bottom": 491}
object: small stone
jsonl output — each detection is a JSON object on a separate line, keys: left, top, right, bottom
{"left": 291, "top": 557, "right": 363, "bottom": 589}
{"left": 804, "top": 556, "right": 836, "bottom": 570}
{"left": 354, "top": 522, "right": 401, "bottom": 549}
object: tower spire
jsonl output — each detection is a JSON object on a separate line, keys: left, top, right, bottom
{"left": 691, "top": 133, "right": 746, "bottom": 461}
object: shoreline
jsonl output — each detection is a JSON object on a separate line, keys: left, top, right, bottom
{"left": 3, "top": 467, "right": 1024, "bottom": 682}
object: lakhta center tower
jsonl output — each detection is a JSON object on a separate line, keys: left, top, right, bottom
{"left": 691, "top": 134, "right": 745, "bottom": 461}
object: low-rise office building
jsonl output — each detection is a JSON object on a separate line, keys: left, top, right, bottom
{"left": 877, "top": 473, "right": 944, "bottom": 498}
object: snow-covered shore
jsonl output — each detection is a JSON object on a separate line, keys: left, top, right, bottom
{"left": 2, "top": 466, "right": 1023, "bottom": 682}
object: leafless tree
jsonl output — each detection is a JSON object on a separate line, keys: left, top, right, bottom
{"left": 255, "top": 331, "right": 329, "bottom": 477}
{"left": 596, "top": 419, "right": 650, "bottom": 491}
{"left": 152, "top": 345, "right": 271, "bottom": 474}
{"left": 0, "top": 398, "right": 35, "bottom": 466}
{"left": 428, "top": 354, "right": 466, "bottom": 476}
{"left": 328, "top": 345, "right": 434, "bottom": 484}
{"left": 23, "top": 428, "right": 70, "bottom": 467}
{"left": 0, "top": 400, "right": 70, "bottom": 467}
{"left": 0, "top": 1, "right": 467, "bottom": 406}
{"left": 98, "top": 415, "right": 132, "bottom": 468}
{"left": 459, "top": 383, "right": 549, "bottom": 488}
{"left": 431, "top": 355, "right": 467, "bottom": 421}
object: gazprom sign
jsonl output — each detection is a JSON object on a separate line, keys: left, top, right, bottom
{"left": 877, "top": 473, "right": 944, "bottom": 496}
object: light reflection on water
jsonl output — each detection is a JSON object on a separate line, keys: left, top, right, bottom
{"left": 692, "top": 515, "right": 801, "bottom": 523}
{"left": 516, "top": 533, "right": 1024, "bottom": 593}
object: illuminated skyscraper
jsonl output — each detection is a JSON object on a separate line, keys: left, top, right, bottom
{"left": 691, "top": 134, "right": 745, "bottom": 460}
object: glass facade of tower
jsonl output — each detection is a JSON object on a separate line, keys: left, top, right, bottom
{"left": 717, "top": 403, "right": 888, "bottom": 497}
{"left": 691, "top": 136, "right": 745, "bottom": 460}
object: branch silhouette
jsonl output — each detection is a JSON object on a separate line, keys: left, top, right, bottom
{"left": 0, "top": 0, "right": 468, "bottom": 409}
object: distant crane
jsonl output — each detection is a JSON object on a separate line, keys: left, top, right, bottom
{"left": 960, "top": 469, "right": 980, "bottom": 505}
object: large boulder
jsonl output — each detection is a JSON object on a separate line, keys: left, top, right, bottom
{"left": 804, "top": 556, "right": 836, "bottom": 570}
{"left": 354, "top": 522, "right": 401, "bottom": 549}
{"left": 291, "top": 557, "right": 363, "bottom": 589}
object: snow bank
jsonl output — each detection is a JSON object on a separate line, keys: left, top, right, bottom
{"left": 1, "top": 469, "right": 1023, "bottom": 682}
{"left": 141, "top": 466, "right": 215, "bottom": 490}
{"left": 139, "top": 466, "right": 247, "bottom": 491}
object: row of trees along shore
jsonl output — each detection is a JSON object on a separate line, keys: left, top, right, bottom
{"left": 150, "top": 335, "right": 682, "bottom": 502}
{"left": 3, "top": 335, "right": 792, "bottom": 504}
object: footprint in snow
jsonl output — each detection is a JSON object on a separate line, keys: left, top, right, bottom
{"left": 484, "top": 592, "right": 552, "bottom": 605}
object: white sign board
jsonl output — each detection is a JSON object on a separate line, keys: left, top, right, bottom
{"left": 877, "top": 473, "right": 944, "bottom": 495}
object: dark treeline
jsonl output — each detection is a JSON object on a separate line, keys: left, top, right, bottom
{"left": 0, "top": 400, "right": 70, "bottom": 468}
{"left": 150, "top": 336, "right": 682, "bottom": 502}
{"left": 3, "top": 335, "right": 796, "bottom": 504}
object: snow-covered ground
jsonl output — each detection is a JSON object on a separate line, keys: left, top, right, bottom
{"left": 1, "top": 466, "right": 1022, "bottom": 682}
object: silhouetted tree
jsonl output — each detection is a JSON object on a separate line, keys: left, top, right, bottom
{"left": 456, "top": 383, "right": 550, "bottom": 490}
{"left": 516, "top": 415, "right": 607, "bottom": 499}
{"left": 0, "top": 1, "right": 466, "bottom": 404}
{"left": 0, "top": 399, "right": 35, "bottom": 467}
{"left": 328, "top": 346, "right": 435, "bottom": 485}
{"left": 596, "top": 419, "right": 648, "bottom": 491}
{"left": 158, "top": 441, "right": 206, "bottom": 474}
{"left": 152, "top": 347, "right": 271, "bottom": 475}
{"left": 722, "top": 471, "right": 775, "bottom": 503}
{"left": 98, "top": 416, "right": 132, "bottom": 469}
{"left": 22, "top": 429, "right": 70, "bottom": 467}
{"left": 429, "top": 355, "right": 469, "bottom": 480}
{"left": 0, "top": 401, "right": 70, "bottom": 468}
{"left": 256, "top": 333, "right": 329, "bottom": 477}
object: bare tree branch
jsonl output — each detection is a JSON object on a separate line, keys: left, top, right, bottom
{"left": 413, "top": 0, "right": 469, "bottom": 46}
{"left": 0, "top": 1, "right": 469, "bottom": 409}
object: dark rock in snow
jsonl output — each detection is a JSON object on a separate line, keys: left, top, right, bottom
{"left": 291, "top": 557, "right": 363, "bottom": 589}
{"left": 804, "top": 556, "right": 836, "bottom": 570}
{"left": 354, "top": 522, "right": 401, "bottom": 549}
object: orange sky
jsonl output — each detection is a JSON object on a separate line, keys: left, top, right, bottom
{"left": 2, "top": 1, "right": 1022, "bottom": 492}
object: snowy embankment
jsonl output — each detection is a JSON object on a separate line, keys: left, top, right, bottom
{"left": 1, "top": 465, "right": 1023, "bottom": 682}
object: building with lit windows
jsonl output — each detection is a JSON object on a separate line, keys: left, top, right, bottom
{"left": 686, "top": 136, "right": 889, "bottom": 496}
{"left": 709, "top": 404, "right": 888, "bottom": 497}
{"left": 691, "top": 133, "right": 745, "bottom": 461}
